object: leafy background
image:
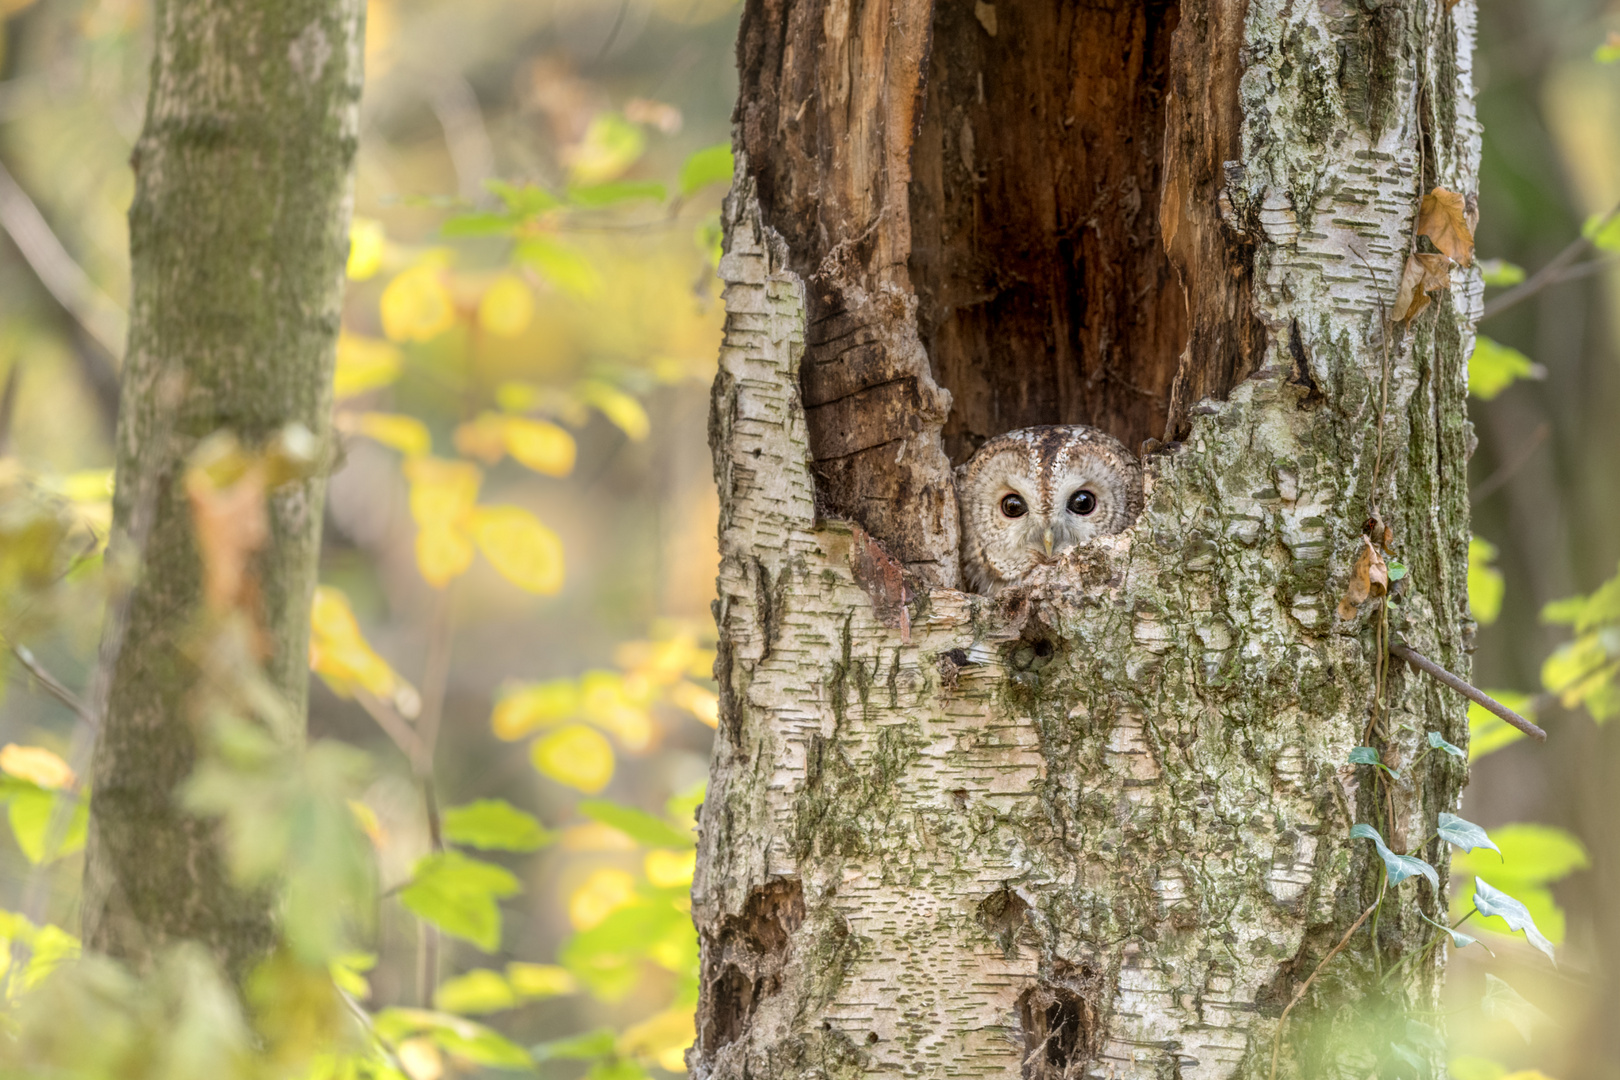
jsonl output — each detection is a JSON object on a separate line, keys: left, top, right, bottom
{"left": 0, "top": 0, "right": 1618, "bottom": 1076}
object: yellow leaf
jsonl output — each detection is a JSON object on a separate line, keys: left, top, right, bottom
{"left": 58, "top": 469, "right": 113, "bottom": 504}
{"left": 506, "top": 962, "right": 576, "bottom": 999}
{"left": 347, "top": 799, "right": 387, "bottom": 848}
{"left": 396, "top": 1036, "right": 443, "bottom": 1080}
{"left": 1392, "top": 252, "right": 1453, "bottom": 322}
{"left": 1417, "top": 187, "right": 1475, "bottom": 267}
{"left": 669, "top": 682, "right": 719, "bottom": 728}
{"left": 477, "top": 274, "right": 534, "bottom": 338}
{"left": 576, "top": 381, "right": 651, "bottom": 441}
{"left": 470, "top": 506, "right": 565, "bottom": 595}
{"left": 491, "top": 679, "right": 580, "bottom": 740}
{"left": 353, "top": 412, "right": 432, "bottom": 457}
{"left": 453, "top": 412, "right": 510, "bottom": 464}
{"left": 580, "top": 670, "right": 653, "bottom": 750}
{"left": 532, "top": 724, "right": 614, "bottom": 794}
{"left": 644, "top": 848, "right": 696, "bottom": 888}
{"left": 565, "top": 113, "right": 645, "bottom": 184}
{"left": 415, "top": 524, "right": 476, "bottom": 588}
{"left": 347, "top": 218, "right": 387, "bottom": 281}
{"left": 402, "top": 457, "right": 481, "bottom": 527}
{"left": 0, "top": 745, "right": 73, "bottom": 790}
{"left": 380, "top": 264, "right": 458, "bottom": 343}
{"left": 620, "top": 1006, "right": 696, "bottom": 1063}
{"left": 309, "top": 585, "right": 416, "bottom": 708}
{"left": 502, "top": 418, "right": 576, "bottom": 477}
{"left": 567, "top": 867, "right": 636, "bottom": 930}
{"left": 334, "top": 332, "right": 402, "bottom": 398}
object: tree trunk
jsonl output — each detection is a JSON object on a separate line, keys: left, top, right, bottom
{"left": 82, "top": 0, "right": 363, "bottom": 980}
{"left": 694, "top": 0, "right": 1478, "bottom": 1076}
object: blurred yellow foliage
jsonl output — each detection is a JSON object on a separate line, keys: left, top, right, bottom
{"left": 501, "top": 418, "right": 576, "bottom": 476}
{"left": 403, "top": 458, "right": 481, "bottom": 587}
{"left": 504, "top": 962, "right": 575, "bottom": 998}
{"left": 381, "top": 265, "right": 457, "bottom": 343}
{"left": 491, "top": 679, "right": 580, "bottom": 740}
{"left": 619, "top": 1006, "right": 696, "bottom": 1071}
{"left": 346, "top": 218, "right": 387, "bottom": 281}
{"left": 309, "top": 585, "right": 417, "bottom": 713}
{"left": 395, "top": 1036, "right": 443, "bottom": 1080}
{"left": 669, "top": 682, "right": 720, "bottom": 728}
{"left": 477, "top": 275, "right": 534, "bottom": 338}
{"left": 531, "top": 724, "right": 614, "bottom": 794}
{"left": 352, "top": 412, "right": 431, "bottom": 458}
{"left": 643, "top": 848, "right": 696, "bottom": 888}
{"left": 333, "top": 333, "right": 402, "bottom": 399}
{"left": 568, "top": 868, "right": 636, "bottom": 931}
{"left": 469, "top": 506, "right": 565, "bottom": 595}
{"left": 0, "top": 745, "right": 73, "bottom": 790}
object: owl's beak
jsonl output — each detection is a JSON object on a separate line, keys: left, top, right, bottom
{"left": 1042, "top": 528, "right": 1054, "bottom": 557}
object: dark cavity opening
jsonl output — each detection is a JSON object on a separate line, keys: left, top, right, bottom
{"left": 697, "top": 879, "right": 806, "bottom": 1055}
{"left": 1017, "top": 983, "right": 1092, "bottom": 1079}
{"left": 910, "top": 0, "right": 1187, "bottom": 463}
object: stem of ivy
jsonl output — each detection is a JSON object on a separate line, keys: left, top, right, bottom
{"left": 1267, "top": 880, "right": 1385, "bottom": 1080}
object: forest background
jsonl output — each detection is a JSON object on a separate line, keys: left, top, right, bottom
{"left": 0, "top": 0, "right": 1618, "bottom": 1076}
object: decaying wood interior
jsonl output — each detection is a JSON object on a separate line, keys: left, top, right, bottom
{"left": 734, "top": 0, "right": 1261, "bottom": 576}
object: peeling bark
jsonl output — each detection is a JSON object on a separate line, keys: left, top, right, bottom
{"left": 698, "top": 0, "right": 1479, "bottom": 1076}
{"left": 82, "top": 0, "right": 364, "bottom": 980}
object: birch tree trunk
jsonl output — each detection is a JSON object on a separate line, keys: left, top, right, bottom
{"left": 693, "top": 0, "right": 1480, "bottom": 1076}
{"left": 82, "top": 0, "right": 364, "bottom": 980}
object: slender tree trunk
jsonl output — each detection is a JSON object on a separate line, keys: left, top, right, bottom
{"left": 82, "top": 0, "right": 363, "bottom": 980}
{"left": 694, "top": 0, "right": 1479, "bottom": 1076}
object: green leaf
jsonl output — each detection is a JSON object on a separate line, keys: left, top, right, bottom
{"left": 399, "top": 851, "right": 521, "bottom": 953}
{"left": 1477, "top": 258, "right": 1526, "bottom": 287}
{"left": 1541, "top": 565, "right": 1620, "bottom": 633}
{"left": 1426, "top": 731, "right": 1465, "bottom": 760}
{"left": 1481, "top": 973, "right": 1546, "bottom": 1042}
{"left": 1468, "top": 337, "right": 1542, "bottom": 401}
{"left": 485, "top": 179, "right": 560, "bottom": 216}
{"left": 5, "top": 785, "right": 87, "bottom": 865}
{"left": 442, "top": 799, "right": 554, "bottom": 852}
{"left": 568, "top": 181, "right": 668, "bottom": 208}
{"left": 1350, "top": 823, "right": 1438, "bottom": 888}
{"left": 532, "top": 1028, "right": 617, "bottom": 1061}
{"left": 434, "top": 968, "right": 518, "bottom": 1015}
{"left": 1386, "top": 559, "right": 1408, "bottom": 582}
{"left": 514, "top": 237, "right": 601, "bottom": 299}
{"left": 1468, "top": 536, "right": 1505, "bottom": 625}
{"left": 1436, "top": 812, "right": 1497, "bottom": 854}
{"left": 1472, "top": 877, "right": 1556, "bottom": 963}
{"left": 1347, "top": 746, "right": 1380, "bottom": 765}
{"left": 588, "top": 1061, "right": 650, "bottom": 1080}
{"left": 577, "top": 799, "right": 695, "bottom": 849}
{"left": 1447, "top": 1055, "right": 1508, "bottom": 1080}
{"left": 1583, "top": 211, "right": 1620, "bottom": 252}
{"left": 1598, "top": 37, "right": 1620, "bottom": 64}
{"left": 375, "top": 1008, "right": 533, "bottom": 1068}
{"left": 441, "top": 212, "right": 520, "bottom": 239}
{"left": 678, "top": 143, "right": 735, "bottom": 198}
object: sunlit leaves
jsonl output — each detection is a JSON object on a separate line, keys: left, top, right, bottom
{"left": 477, "top": 275, "right": 534, "bottom": 337}
{"left": 618, "top": 1006, "right": 696, "bottom": 1072}
{"left": 309, "top": 586, "right": 418, "bottom": 714}
{"left": 350, "top": 413, "right": 432, "bottom": 458}
{"left": 569, "top": 181, "right": 668, "bottom": 208}
{"left": 1472, "top": 879, "right": 1557, "bottom": 964}
{"left": 347, "top": 218, "right": 387, "bottom": 281}
{"left": 668, "top": 681, "right": 719, "bottom": 728}
{"left": 455, "top": 413, "right": 576, "bottom": 476}
{"left": 1541, "top": 561, "right": 1620, "bottom": 721}
{"left": 402, "top": 458, "right": 481, "bottom": 587}
{"left": 334, "top": 333, "right": 403, "bottom": 399}
{"left": 0, "top": 744, "right": 73, "bottom": 789}
{"left": 565, "top": 114, "right": 646, "bottom": 185}
{"left": 1469, "top": 337, "right": 1543, "bottom": 400}
{"left": 1478, "top": 258, "right": 1526, "bottom": 287}
{"left": 1349, "top": 823, "right": 1438, "bottom": 888}
{"left": 514, "top": 236, "right": 602, "bottom": 298}
{"left": 578, "top": 800, "right": 694, "bottom": 849}
{"left": 433, "top": 969, "right": 515, "bottom": 1015}
{"left": 559, "top": 887, "right": 695, "bottom": 1001}
{"left": 441, "top": 799, "right": 554, "bottom": 852}
{"left": 380, "top": 265, "right": 457, "bottom": 343}
{"left": 1, "top": 778, "right": 87, "bottom": 864}
{"left": 492, "top": 679, "right": 580, "bottom": 740}
{"left": 643, "top": 849, "right": 697, "bottom": 889}
{"left": 531, "top": 725, "right": 615, "bottom": 794}
{"left": 399, "top": 851, "right": 521, "bottom": 953}
{"left": 678, "top": 143, "right": 734, "bottom": 198}
{"left": 1468, "top": 693, "right": 1537, "bottom": 760}
{"left": 569, "top": 869, "right": 638, "bottom": 932}
{"left": 574, "top": 380, "right": 651, "bottom": 442}
{"left": 373, "top": 1008, "right": 532, "bottom": 1069}
{"left": 469, "top": 506, "right": 566, "bottom": 595}
{"left": 1455, "top": 825, "right": 1588, "bottom": 948}
{"left": 1469, "top": 536, "right": 1506, "bottom": 625}
{"left": 1583, "top": 210, "right": 1620, "bottom": 252}
{"left": 506, "top": 962, "right": 577, "bottom": 998}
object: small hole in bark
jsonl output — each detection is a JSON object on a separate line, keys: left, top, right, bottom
{"left": 866, "top": 1032, "right": 879, "bottom": 1045}
{"left": 1033, "top": 639, "right": 1054, "bottom": 659}
{"left": 1017, "top": 984, "right": 1091, "bottom": 1079}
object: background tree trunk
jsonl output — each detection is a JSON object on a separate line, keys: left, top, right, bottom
{"left": 82, "top": 0, "right": 364, "bottom": 980}
{"left": 694, "top": 0, "right": 1478, "bottom": 1076}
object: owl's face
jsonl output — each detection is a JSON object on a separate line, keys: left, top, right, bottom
{"left": 956, "top": 425, "right": 1143, "bottom": 594}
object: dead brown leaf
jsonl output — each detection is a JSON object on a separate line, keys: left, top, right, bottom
{"left": 1337, "top": 536, "right": 1389, "bottom": 620}
{"left": 1417, "top": 187, "right": 1475, "bottom": 267}
{"left": 1391, "top": 252, "right": 1453, "bottom": 322}
{"left": 186, "top": 459, "right": 269, "bottom": 616}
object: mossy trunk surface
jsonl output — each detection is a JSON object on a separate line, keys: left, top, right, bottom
{"left": 82, "top": 0, "right": 363, "bottom": 980}
{"left": 693, "top": 0, "right": 1480, "bottom": 1076}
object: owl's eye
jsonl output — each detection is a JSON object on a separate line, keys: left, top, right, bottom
{"left": 1067, "top": 489, "right": 1098, "bottom": 516}
{"left": 999, "top": 493, "right": 1028, "bottom": 518}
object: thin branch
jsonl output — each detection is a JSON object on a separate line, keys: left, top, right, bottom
{"left": 0, "top": 159, "right": 128, "bottom": 357}
{"left": 353, "top": 689, "right": 427, "bottom": 770}
{"left": 1481, "top": 201, "right": 1620, "bottom": 321}
{"left": 1470, "top": 423, "right": 1548, "bottom": 503}
{"left": 1269, "top": 895, "right": 1382, "bottom": 1080}
{"left": 4, "top": 643, "right": 90, "bottom": 722}
{"left": 414, "top": 586, "right": 454, "bottom": 1008}
{"left": 1389, "top": 643, "right": 1546, "bottom": 741}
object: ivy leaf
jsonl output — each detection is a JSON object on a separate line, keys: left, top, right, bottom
{"left": 1472, "top": 877, "right": 1557, "bottom": 964}
{"left": 1481, "top": 973, "right": 1547, "bottom": 1042}
{"left": 399, "top": 851, "right": 522, "bottom": 953}
{"left": 1385, "top": 559, "right": 1408, "bottom": 582}
{"left": 442, "top": 799, "right": 555, "bottom": 852}
{"left": 678, "top": 143, "right": 735, "bottom": 198}
{"left": 1436, "top": 812, "right": 1497, "bottom": 854}
{"left": 1350, "top": 824, "right": 1439, "bottom": 888}
{"left": 1418, "top": 909, "right": 1482, "bottom": 951}
{"left": 577, "top": 799, "right": 695, "bottom": 849}
{"left": 1347, "top": 746, "right": 1397, "bottom": 779}
{"left": 1427, "top": 732, "right": 1466, "bottom": 760}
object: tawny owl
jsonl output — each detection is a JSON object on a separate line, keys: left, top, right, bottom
{"left": 956, "top": 425, "right": 1144, "bottom": 595}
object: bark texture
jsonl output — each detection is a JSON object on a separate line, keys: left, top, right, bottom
{"left": 696, "top": 0, "right": 1480, "bottom": 1076}
{"left": 83, "top": 0, "right": 363, "bottom": 979}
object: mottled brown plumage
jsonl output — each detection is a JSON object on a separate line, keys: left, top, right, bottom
{"left": 956, "top": 425, "right": 1143, "bottom": 594}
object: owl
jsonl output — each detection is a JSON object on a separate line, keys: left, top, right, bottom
{"left": 956, "top": 425, "right": 1143, "bottom": 595}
